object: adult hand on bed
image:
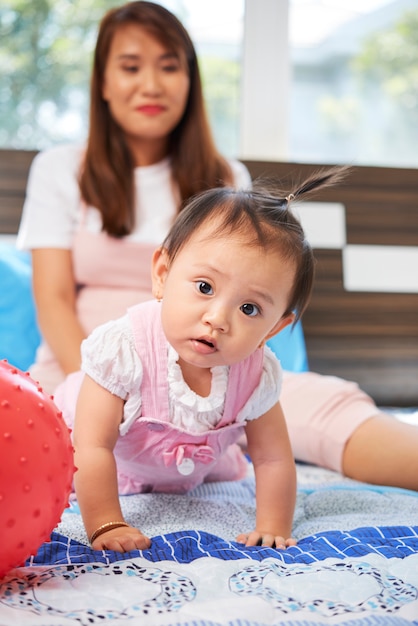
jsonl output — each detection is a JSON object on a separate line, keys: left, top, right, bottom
{"left": 91, "top": 525, "right": 151, "bottom": 552}
{"left": 236, "top": 530, "right": 297, "bottom": 549}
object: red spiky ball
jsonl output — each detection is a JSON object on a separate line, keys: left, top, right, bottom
{"left": 0, "top": 360, "right": 75, "bottom": 577}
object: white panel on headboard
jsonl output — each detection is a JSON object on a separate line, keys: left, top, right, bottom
{"left": 343, "top": 245, "right": 418, "bottom": 293}
{"left": 294, "top": 202, "right": 346, "bottom": 249}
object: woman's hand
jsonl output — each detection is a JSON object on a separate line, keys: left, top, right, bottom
{"left": 236, "top": 529, "right": 297, "bottom": 549}
{"left": 91, "top": 525, "right": 151, "bottom": 552}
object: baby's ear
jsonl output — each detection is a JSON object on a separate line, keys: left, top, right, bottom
{"left": 265, "top": 313, "right": 295, "bottom": 342}
{"left": 151, "top": 247, "right": 169, "bottom": 298}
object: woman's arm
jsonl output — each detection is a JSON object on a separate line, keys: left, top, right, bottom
{"left": 73, "top": 374, "right": 151, "bottom": 552}
{"left": 238, "top": 401, "right": 297, "bottom": 548}
{"left": 32, "top": 248, "right": 85, "bottom": 374}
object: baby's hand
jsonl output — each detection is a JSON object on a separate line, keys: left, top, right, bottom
{"left": 236, "top": 530, "right": 297, "bottom": 549}
{"left": 91, "top": 525, "right": 151, "bottom": 552}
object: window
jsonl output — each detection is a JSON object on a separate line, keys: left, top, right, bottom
{"left": 289, "top": 0, "right": 418, "bottom": 167}
{"left": 1, "top": 0, "right": 417, "bottom": 167}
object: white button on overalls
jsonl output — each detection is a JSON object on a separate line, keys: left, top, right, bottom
{"left": 177, "top": 458, "right": 195, "bottom": 475}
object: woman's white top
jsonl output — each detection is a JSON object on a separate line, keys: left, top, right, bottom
{"left": 17, "top": 143, "right": 252, "bottom": 250}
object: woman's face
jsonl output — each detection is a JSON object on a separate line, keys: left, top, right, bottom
{"left": 102, "top": 24, "right": 190, "bottom": 164}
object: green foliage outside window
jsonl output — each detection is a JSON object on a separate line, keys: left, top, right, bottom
{"left": 0, "top": 0, "right": 118, "bottom": 147}
{"left": 353, "top": 8, "right": 418, "bottom": 127}
{"left": 311, "top": 7, "right": 418, "bottom": 166}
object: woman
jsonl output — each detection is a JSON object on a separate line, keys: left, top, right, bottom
{"left": 17, "top": 1, "right": 418, "bottom": 491}
{"left": 18, "top": 0, "right": 249, "bottom": 392}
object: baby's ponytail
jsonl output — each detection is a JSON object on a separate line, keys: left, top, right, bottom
{"left": 286, "top": 165, "right": 350, "bottom": 205}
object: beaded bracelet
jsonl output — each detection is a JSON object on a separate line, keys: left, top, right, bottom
{"left": 89, "top": 521, "right": 130, "bottom": 545}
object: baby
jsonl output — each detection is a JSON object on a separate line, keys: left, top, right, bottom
{"left": 58, "top": 167, "right": 346, "bottom": 552}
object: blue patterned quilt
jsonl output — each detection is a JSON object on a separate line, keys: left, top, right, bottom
{"left": 1, "top": 465, "right": 418, "bottom": 625}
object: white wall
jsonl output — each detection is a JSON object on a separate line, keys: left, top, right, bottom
{"left": 240, "top": 0, "right": 290, "bottom": 160}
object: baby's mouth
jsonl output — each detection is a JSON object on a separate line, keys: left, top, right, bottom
{"left": 192, "top": 336, "right": 217, "bottom": 353}
{"left": 197, "top": 338, "right": 215, "bottom": 348}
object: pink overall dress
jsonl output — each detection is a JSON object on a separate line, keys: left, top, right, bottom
{"left": 55, "top": 300, "right": 265, "bottom": 495}
{"left": 113, "top": 300, "right": 264, "bottom": 494}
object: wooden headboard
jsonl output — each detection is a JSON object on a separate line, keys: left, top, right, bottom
{"left": 1, "top": 149, "right": 417, "bottom": 406}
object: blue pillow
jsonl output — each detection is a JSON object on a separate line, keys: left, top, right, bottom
{"left": 267, "top": 320, "right": 309, "bottom": 372}
{"left": 0, "top": 243, "right": 41, "bottom": 371}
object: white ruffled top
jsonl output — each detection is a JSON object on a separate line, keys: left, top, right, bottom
{"left": 81, "top": 314, "right": 283, "bottom": 436}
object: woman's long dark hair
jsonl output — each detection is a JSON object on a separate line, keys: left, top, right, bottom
{"left": 79, "top": 1, "right": 233, "bottom": 237}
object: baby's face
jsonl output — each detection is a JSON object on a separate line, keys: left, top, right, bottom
{"left": 154, "top": 218, "right": 296, "bottom": 371}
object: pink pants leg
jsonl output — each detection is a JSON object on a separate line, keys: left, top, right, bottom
{"left": 281, "top": 371, "right": 379, "bottom": 473}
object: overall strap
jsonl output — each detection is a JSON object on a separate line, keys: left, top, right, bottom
{"left": 217, "top": 347, "right": 265, "bottom": 428}
{"left": 127, "top": 300, "right": 170, "bottom": 421}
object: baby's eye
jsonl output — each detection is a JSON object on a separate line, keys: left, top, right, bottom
{"left": 196, "top": 281, "right": 213, "bottom": 295}
{"left": 240, "top": 303, "right": 260, "bottom": 317}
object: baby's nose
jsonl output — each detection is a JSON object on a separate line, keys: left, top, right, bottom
{"left": 203, "top": 306, "right": 229, "bottom": 333}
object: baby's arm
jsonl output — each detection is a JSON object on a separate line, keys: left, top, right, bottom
{"left": 73, "top": 374, "right": 151, "bottom": 552}
{"left": 237, "top": 401, "right": 297, "bottom": 548}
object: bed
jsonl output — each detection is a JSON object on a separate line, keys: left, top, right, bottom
{"left": 2, "top": 465, "right": 418, "bottom": 624}
{"left": 1, "top": 150, "right": 418, "bottom": 624}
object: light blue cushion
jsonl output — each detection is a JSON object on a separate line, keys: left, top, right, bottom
{"left": 267, "top": 320, "right": 309, "bottom": 373}
{"left": 0, "top": 243, "right": 41, "bottom": 370}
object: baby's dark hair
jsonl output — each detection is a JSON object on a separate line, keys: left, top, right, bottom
{"left": 162, "top": 166, "right": 349, "bottom": 322}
